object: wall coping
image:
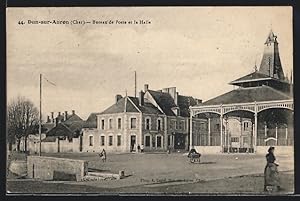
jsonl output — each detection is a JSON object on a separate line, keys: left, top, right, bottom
{"left": 27, "top": 156, "right": 86, "bottom": 163}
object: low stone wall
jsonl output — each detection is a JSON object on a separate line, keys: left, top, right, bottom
{"left": 256, "top": 146, "right": 293, "bottom": 156}
{"left": 194, "top": 146, "right": 222, "bottom": 154}
{"left": 27, "top": 156, "right": 88, "bottom": 181}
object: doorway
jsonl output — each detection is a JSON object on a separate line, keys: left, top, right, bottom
{"left": 174, "top": 133, "right": 185, "bottom": 149}
{"left": 130, "top": 135, "right": 136, "bottom": 152}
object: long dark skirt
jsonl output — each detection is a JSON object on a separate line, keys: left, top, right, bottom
{"left": 264, "top": 163, "right": 280, "bottom": 191}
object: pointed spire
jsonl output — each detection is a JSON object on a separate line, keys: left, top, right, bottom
{"left": 265, "top": 29, "right": 277, "bottom": 44}
{"left": 259, "top": 29, "right": 284, "bottom": 80}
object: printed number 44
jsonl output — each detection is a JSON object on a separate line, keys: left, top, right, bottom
{"left": 18, "top": 21, "right": 25, "bottom": 25}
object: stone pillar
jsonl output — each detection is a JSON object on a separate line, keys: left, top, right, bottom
{"left": 208, "top": 117, "right": 211, "bottom": 146}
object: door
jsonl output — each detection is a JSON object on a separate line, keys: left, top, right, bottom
{"left": 174, "top": 133, "right": 185, "bottom": 149}
{"left": 130, "top": 135, "right": 136, "bottom": 152}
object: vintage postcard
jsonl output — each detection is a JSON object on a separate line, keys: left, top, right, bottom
{"left": 6, "top": 6, "right": 294, "bottom": 195}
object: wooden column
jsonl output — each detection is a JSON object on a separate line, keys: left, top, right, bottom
{"left": 254, "top": 113, "right": 258, "bottom": 153}
{"left": 220, "top": 114, "right": 223, "bottom": 153}
{"left": 189, "top": 112, "right": 193, "bottom": 150}
{"left": 285, "top": 126, "right": 288, "bottom": 145}
{"left": 264, "top": 122, "right": 267, "bottom": 138}
{"left": 275, "top": 124, "right": 278, "bottom": 146}
{"left": 208, "top": 117, "right": 211, "bottom": 146}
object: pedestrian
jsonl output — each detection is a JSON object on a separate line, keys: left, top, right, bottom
{"left": 264, "top": 146, "right": 280, "bottom": 192}
{"left": 99, "top": 149, "right": 106, "bottom": 162}
{"left": 140, "top": 144, "right": 144, "bottom": 153}
{"left": 137, "top": 144, "right": 141, "bottom": 153}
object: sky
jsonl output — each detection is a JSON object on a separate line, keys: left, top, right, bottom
{"left": 7, "top": 7, "right": 293, "bottom": 120}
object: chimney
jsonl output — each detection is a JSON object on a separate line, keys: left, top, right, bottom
{"left": 144, "top": 84, "right": 149, "bottom": 92}
{"left": 47, "top": 115, "right": 50, "bottom": 123}
{"left": 174, "top": 92, "right": 178, "bottom": 105}
{"left": 72, "top": 110, "right": 75, "bottom": 115}
{"left": 55, "top": 117, "right": 58, "bottom": 126}
{"left": 115, "top": 94, "right": 123, "bottom": 103}
{"left": 64, "top": 111, "right": 68, "bottom": 121}
{"left": 196, "top": 99, "right": 202, "bottom": 105}
{"left": 51, "top": 112, "right": 54, "bottom": 123}
{"left": 139, "top": 91, "right": 144, "bottom": 106}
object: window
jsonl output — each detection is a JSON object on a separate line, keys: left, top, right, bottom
{"left": 179, "top": 121, "right": 185, "bottom": 130}
{"left": 145, "top": 118, "right": 150, "bottom": 130}
{"left": 167, "top": 135, "right": 171, "bottom": 146}
{"left": 89, "top": 136, "right": 93, "bottom": 146}
{"left": 117, "top": 135, "right": 121, "bottom": 146}
{"left": 109, "top": 136, "right": 113, "bottom": 146}
{"left": 175, "top": 121, "right": 178, "bottom": 130}
{"left": 131, "top": 118, "right": 137, "bottom": 129}
{"left": 109, "top": 118, "right": 113, "bottom": 129}
{"left": 117, "top": 118, "right": 122, "bottom": 129}
{"left": 157, "top": 136, "right": 162, "bottom": 148}
{"left": 157, "top": 119, "right": 162, "bottom": 130}
{"left": 101, "top": 119, "right": 105, "bottom": 130}
{"left": 231, "top": 137, "right": 239, "bottom": 142}
{"left": 100, "top": 136, "right": 105, "bottom": 146}
{"left": 215, "top": 123, "right": 220, "bottom": 131}
{"left": 145, "top": 136, "right": 151, "bottom": 147}
{"left": 244, "top": 122, "right": 249, "bottom": 131}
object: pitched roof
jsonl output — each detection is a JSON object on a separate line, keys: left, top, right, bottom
{"left": 230, "top": 71, "right": 272, "bottom": 84}
{"left": 129, "top": 97, "right": 163, "bottom": 115}
{"left": 100, "top": 97, "right": 139, "bottom": 115}
{"left": 148, "top": 90, "right": 177, "bottom": 116}
{"left": 42, "top": 123, "right": 55, "bottom": 132}
{"left": 64, "top": 113, "right": 83, "bottom": 124}
{"left": 83, "top": 112, "right": 101, "bottom": 128}
{"left": 203, "top": 85, "right": 291, "bottom": 106}
{"left": 46, "top": 123, "right": 73, "bottom": 138}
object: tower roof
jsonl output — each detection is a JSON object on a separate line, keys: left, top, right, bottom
{"left": 259, "top": 30, "right": 285, "bottom": 80}
{"left": 264, "top": 29, "right": 277, "bottom": 44}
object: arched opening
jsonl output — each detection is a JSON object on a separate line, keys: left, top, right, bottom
{"left": 257, "top": 108, "right": 293, "bottom": 146}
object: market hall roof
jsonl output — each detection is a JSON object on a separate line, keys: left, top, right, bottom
{"left": 202, "top": 85, "right": 292, "bottom": 106}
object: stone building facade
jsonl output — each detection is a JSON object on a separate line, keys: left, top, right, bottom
{"left": 82, "top": 85, "right": 205, "bottom": 153}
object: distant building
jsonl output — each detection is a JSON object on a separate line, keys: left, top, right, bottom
{"left": 82, "top": 85, "right": 205, "bottom": 153}
{"left": 45, "top": 110, "right": 84, "bottom": 140}
{"left": 190, "top": 30, "right": 293, "bottom": 154}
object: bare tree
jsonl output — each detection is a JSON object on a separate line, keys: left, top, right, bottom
{"left": 7, "top": 96, "right": 39, "bottom": 152}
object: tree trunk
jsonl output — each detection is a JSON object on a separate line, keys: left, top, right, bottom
{"left": 24, "top": 136, "right": 28, "bottom": 152}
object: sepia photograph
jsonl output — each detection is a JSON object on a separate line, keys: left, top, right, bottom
{"left": 6, "top": 6, "right": 294, "bottom": 195}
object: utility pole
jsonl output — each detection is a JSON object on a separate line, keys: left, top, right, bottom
{"left": 39, "top": 74, "right": 42, "bottom": 156}
{"left": 134, "top": 71, "right": 137, "bottom": 98}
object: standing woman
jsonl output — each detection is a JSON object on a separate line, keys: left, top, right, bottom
{"left": 264, "top": 146, "right": 280, "bottom": 192}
